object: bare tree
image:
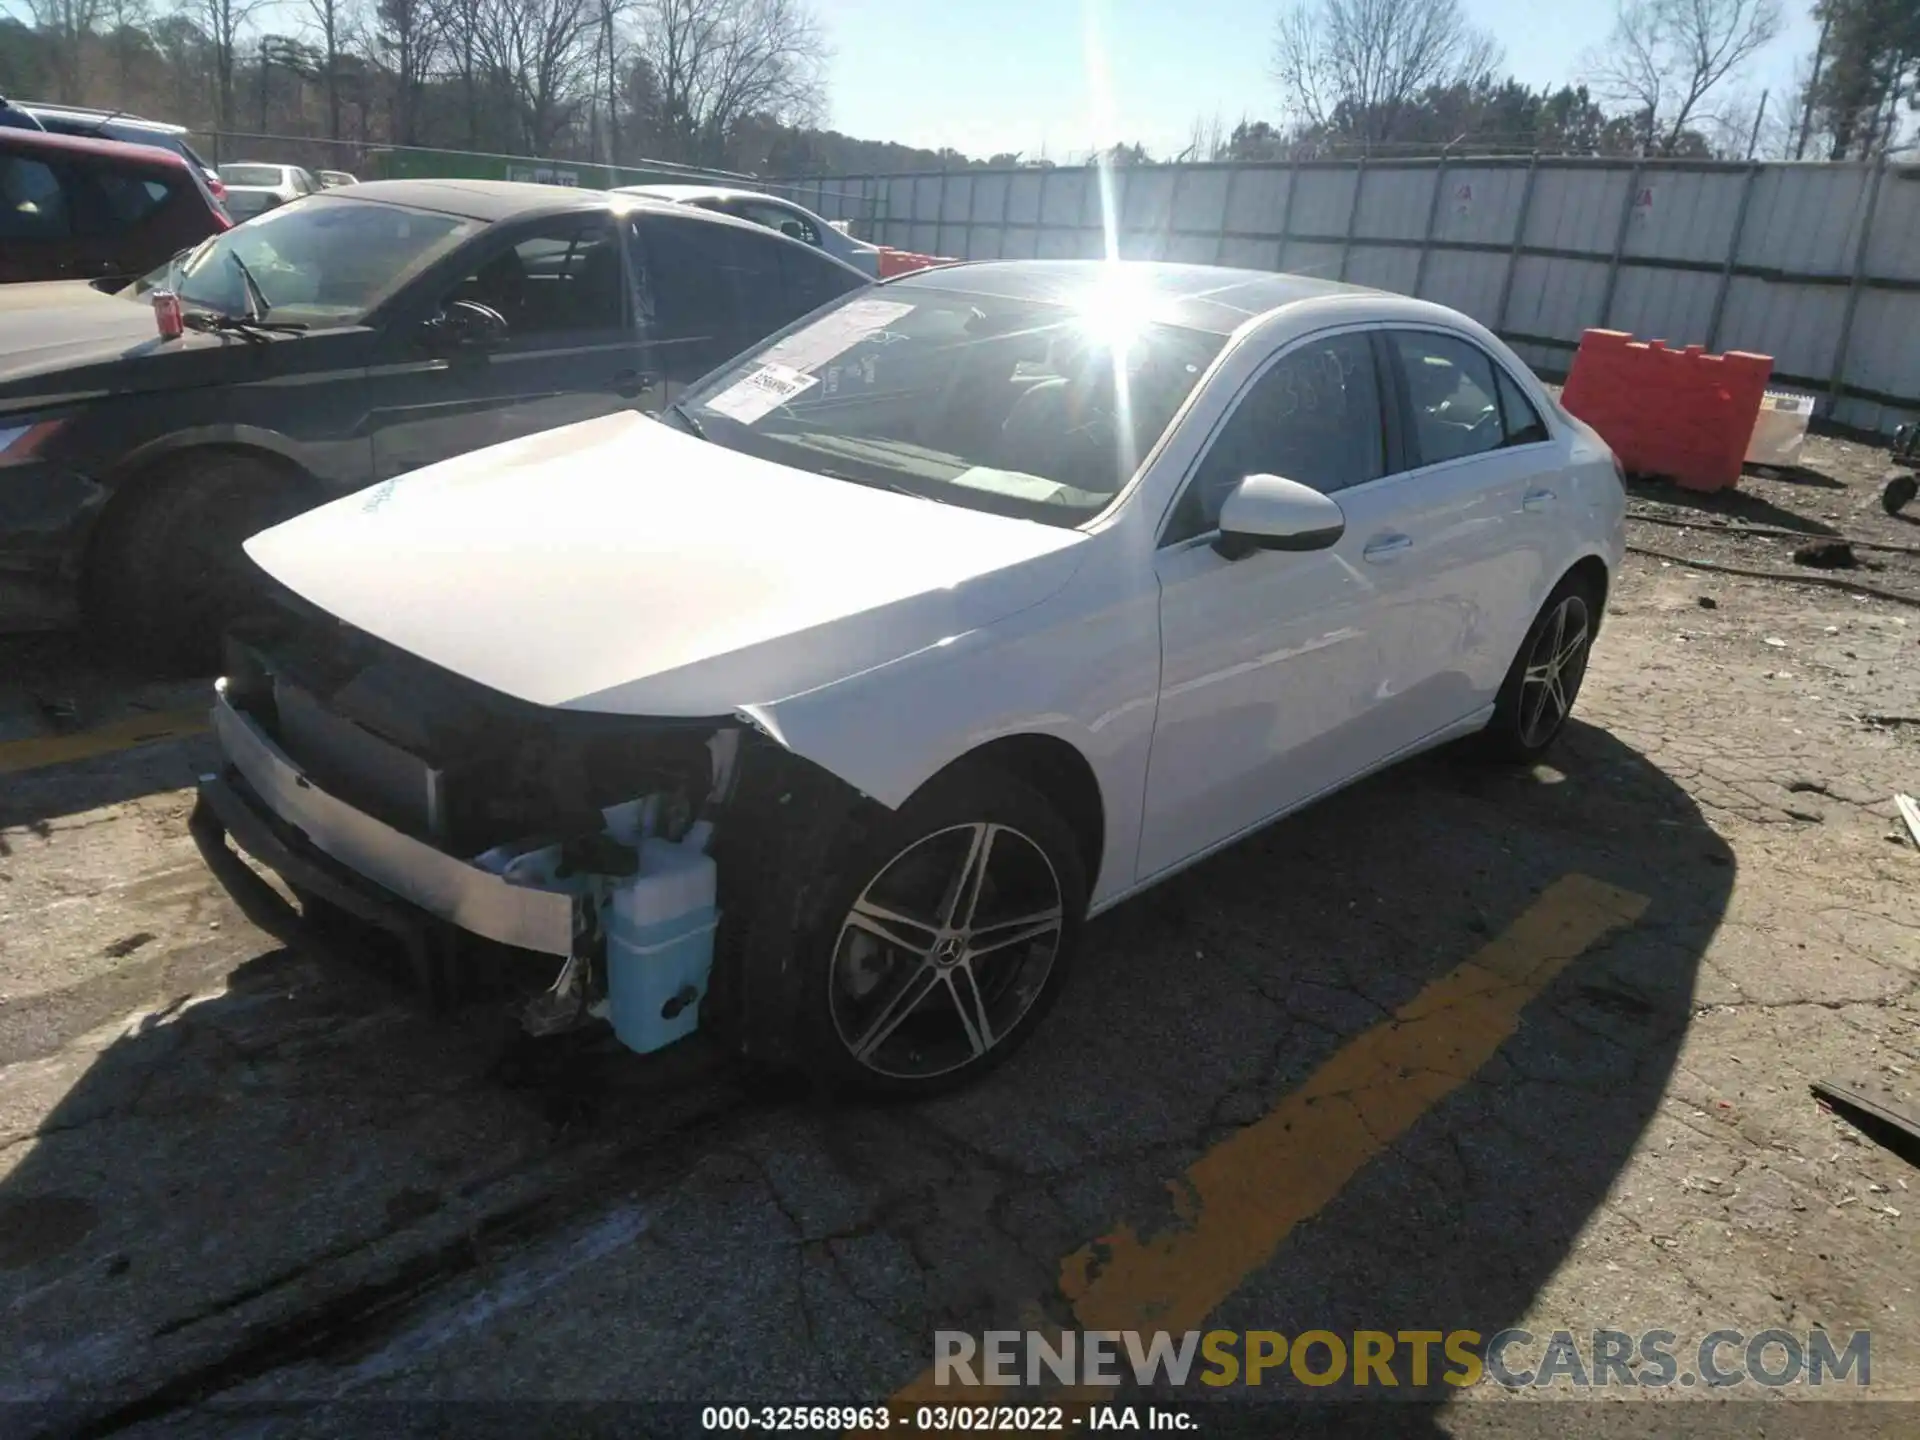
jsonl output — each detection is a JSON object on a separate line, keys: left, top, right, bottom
{"left": 305, "top": 0, "right": 360, "bottom": 139}
{"left": 639, "top": 0, "right": 827, "bottom": 166}
{"left": 1585, "top": 0, "right": 1782, "bottom": 156}
{"left": 369, "top": 0, "right": 441, "bottom": 144}
{"left": 190, "top": 0, "right": 268, "bottom": 129}
{"left": 1271, "top": 0, "right": 1501, "bottom": 148}
{"left": 24, "top": 0, "right": 112, "bottom": 100}
{"left": 472, "top": 0, "right": 601, "bottom": 152}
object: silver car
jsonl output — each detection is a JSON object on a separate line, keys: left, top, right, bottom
{"left": 218, "top": 163, "right": 321, "bottom": 220}
{"left": 614, "top": 183, "right": 882, "bottom": 277}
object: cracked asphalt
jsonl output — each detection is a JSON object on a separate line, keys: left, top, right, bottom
{"left": 1, "top": 437, "right": 1916, "bottom": 1438}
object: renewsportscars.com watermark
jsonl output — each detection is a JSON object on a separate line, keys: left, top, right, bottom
{"left": 934, "top": 1328, "right": 1872, "bottom": 1390}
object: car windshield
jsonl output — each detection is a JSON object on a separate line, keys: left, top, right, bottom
{"left": 676, "top": 285, "right": 1225, "bottom": 527}
{"left": 126, "top": 194, "right": 478, "bottom": 327}
{"left": 220, "top": 164, "right": 284, "bottom": 186}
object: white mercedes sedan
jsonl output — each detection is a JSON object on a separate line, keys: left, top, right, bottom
{"left": 192, "top": 261, "right": 1624, "bottom": 1097}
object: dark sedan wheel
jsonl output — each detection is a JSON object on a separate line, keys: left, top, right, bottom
{"left": 793, "top": 766, "right": 1087, "bottom": 1098}
{"left": 1482, "top": 575, "right": 1598, "bottom": 763}
{"left": 88, "top": 451, "right": 310, "bottom": 672}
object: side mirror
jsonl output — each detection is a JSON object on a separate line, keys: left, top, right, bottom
{"left": 1213, "top": 473, "right": 1346, "bottom": 560}
{"left": 422, "top": 299, "right": 508, "bottom": 353}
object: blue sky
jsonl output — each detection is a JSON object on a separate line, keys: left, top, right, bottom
{"left": 814, "top": 0, "right": 1824, "bottom": 159}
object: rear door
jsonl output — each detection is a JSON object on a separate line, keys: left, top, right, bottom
{"left": 64, "top": 159, "right": 192, "bottom": 281}
{"left": 1376, "top": 328, "right": 1560, "bottom": 726}
{"left": 0, "top": 149, "right": 77, "bottom": 282}
{"left": 370, "top": 213, "right": 649, "bottom": 478}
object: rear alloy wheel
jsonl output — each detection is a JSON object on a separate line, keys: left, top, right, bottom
{"left": 792, "top": 767, "right": 1086, "bottom": 1098}
{"left": 1483, "top": 580, "right": 1596, "bottom": 762}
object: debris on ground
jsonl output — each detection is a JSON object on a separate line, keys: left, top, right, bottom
{"left": 1793, "top": 539, "right": 1859, "bottom": 570}
{"left": 1697, "top": 595, "right": 1719, "bottom": 609}
{"left": 1813, "top": 1078, "right": 1920, "bottom": 1168}
{"left": 1897, "top": 793, "right": 1920, "bottom": 851}
{"left": 1887, "top": 473, "right": 1918, "bottom": 516}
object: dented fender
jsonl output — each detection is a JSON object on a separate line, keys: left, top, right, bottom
{"left": 732, "top": 555, "right": 1164, "bottom": 907}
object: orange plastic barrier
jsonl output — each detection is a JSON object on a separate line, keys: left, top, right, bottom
{"left": 1558, "top": 329, "right": 1773, "bottom": 492}
{"left": 876, "top": 246, "right": 959, "bottom": 279}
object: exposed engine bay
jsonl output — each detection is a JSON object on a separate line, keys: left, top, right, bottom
{"left": 202, "top": 600, "right": 860, "bottom": 1058}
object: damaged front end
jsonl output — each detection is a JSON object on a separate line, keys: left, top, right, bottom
{"left": 190, "top": 601, "right": 851, "bottom": 1057}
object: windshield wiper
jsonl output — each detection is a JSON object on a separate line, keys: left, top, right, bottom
{"left": 666, "top": 400, "right": 706, "bottom": 439}
{"left": 227, "top": 250, "right": 273, "bottom": 322}
{"left": 182, "top": 310, "right": 308, "bottom": 341}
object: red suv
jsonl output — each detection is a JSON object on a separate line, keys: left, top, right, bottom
{"left": 0, "top": 128, "right": 229, "bottom": 286}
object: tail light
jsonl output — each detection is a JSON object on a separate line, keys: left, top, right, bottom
{"left": 208, "top": 175, "right": 227, "bottom": 200}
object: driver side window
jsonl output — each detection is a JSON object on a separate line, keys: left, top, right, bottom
{"left": 1388, "top": 330, "right": 1505, "bottom": 468}
{"left": 439, "top": 220, "right": 625, "bottom": 342}
{"left": 1164, "top": 331, "right": 1384, "bottom": 545}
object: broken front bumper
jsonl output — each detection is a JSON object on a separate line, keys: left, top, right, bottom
{"left": 192, "top": 681, "right": 580, "bottom": 957}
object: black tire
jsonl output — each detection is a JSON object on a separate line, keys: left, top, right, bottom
{"left": 734, "top": 763, "right": 1087, "bottom": 1100}
{"left": 1481, "top": 573, "right": 1599, "bottom": 764}
{"left": 1884, "top": 472, "right": 1918, "bottom": 517}
{"left": 86, "top": 451, "right": 312, "bottom": 672}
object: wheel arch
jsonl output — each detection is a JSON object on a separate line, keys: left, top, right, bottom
{"left": 929, "top": 732, "right": 1107, "bottom": 889}
{"left": 83, "top": 437, "right": 319, "bottom": 587}
{"left": 1561, "top": 552, "right": 1612, "bottom": 634}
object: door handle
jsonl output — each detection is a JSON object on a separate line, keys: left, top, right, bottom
{"left": 1523, "top": 487, "right": 1557, "bottom": 512}
{"left": 611, "top": 369, "right": 657, "bottom": 399}
{"left": 1362, "top": 534, "right": 1413, "bottom": 561}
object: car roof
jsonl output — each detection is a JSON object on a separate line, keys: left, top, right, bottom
{"left": 19, "top": 103, "right": 189, "bottom": 136}
{"left": 0, "top": 124, "right": 191, "bottom": 170}
{"left": 885, "top": 259, "right": 1379, "bottom": 335}
{"left": 616, "top": 183, "right": 798, "bottom": 207}
{"left": 337, "top": 178, "right": 644, "bottom": 221}
{"left": 328, "top": 179, "right": 842, "bottom": 254}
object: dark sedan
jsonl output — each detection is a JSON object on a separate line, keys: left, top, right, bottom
{"left": 0, "top": 179, "right": 870, "bottom": 660}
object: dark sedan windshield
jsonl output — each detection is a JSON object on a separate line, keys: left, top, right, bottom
{"left": 127, "top": 194, "right": 478, "bottom": 326}
{"left": 676, "top": 286, "right": 1225, "bottom": 527}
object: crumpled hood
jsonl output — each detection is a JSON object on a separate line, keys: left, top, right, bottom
{"left": 0, "top": 282, "right": 221, "bottom": 397}
{"left": 244, "top": 411, "right": 1088, "bottom": 715}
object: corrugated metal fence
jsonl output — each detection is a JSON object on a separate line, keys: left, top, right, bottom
{"left": 771, "top": 158, "right": 1920, "bottom": 435}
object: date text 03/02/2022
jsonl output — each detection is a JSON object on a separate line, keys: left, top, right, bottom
{"left": 700, "top": 1405, "right": 1194, "bottom": 1431}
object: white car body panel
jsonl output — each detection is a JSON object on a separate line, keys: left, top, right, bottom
{"left": 243, "top": 411, "right": 1087, "bottom": 717}
{"left": 241, "top": 280, "right": 1624, "bottom": 913}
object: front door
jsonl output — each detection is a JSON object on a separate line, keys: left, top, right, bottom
{"left": 369, "top": 215, "right": 649, "bottom": 479}
{"left": 1137, "top": 327, "right": 1424, "bottom": 881}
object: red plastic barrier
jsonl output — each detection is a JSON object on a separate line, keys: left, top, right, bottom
{"left": 876, "top": 246, "right": 959, "bottom": 279}
{"left": 1558, "top": 329, "right": 1773, "bottom": 492}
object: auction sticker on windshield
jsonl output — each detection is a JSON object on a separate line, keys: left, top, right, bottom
{"left": 758, "top": 298, "right": 916, "bottom": 374}
{"left": 706, "top": 363, "right": 819, "bottom": 424}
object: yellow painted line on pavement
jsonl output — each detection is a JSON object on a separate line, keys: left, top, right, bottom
{"left": 880, "top": 872, "right": 1649, "bottom": 1416}
{"left": 0, "top": 708, "right": 208, "bottom": 776}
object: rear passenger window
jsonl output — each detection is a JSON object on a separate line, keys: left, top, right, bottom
{"left": 0, "top": 155, "right": 70, "bottom": 238}
{"left": 1166, "top": 331, "right": 1384, "bottom": 544}
{"left": 80, "top": 170, "right": 172, "bottom": 230}
{"left": 1496, "top": 366, "right": 1550, "bottom": 445}
{"left": 1389, "top": 331, "right": 1505, "bottom": 467}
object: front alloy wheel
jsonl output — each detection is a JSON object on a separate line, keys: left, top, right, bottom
{"left": 830, "top": 821, "right": 1065, "bottom": 1083}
